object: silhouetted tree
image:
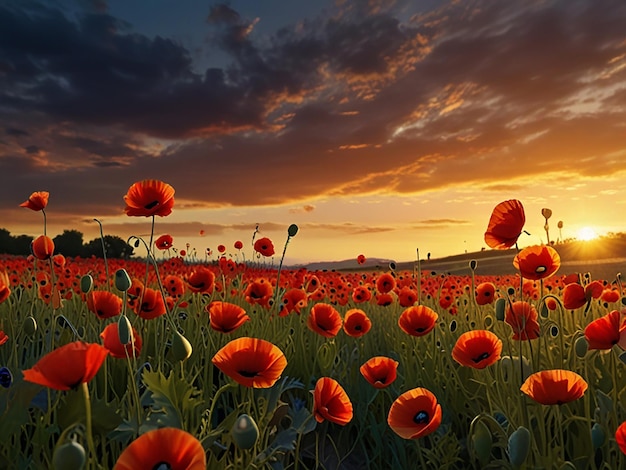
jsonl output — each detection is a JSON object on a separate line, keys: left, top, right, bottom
{"left": 82, "top": 235, "right": 134, "bottom": 259}
{"left": 53, "top": 230, "right": 84, "bottom": 257}
{"left": 0, "top": 228, "right": 33, "bottom": 255}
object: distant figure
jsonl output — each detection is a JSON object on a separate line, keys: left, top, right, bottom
{"left": 427, "top": 252, "right": 431, "bottom": 261}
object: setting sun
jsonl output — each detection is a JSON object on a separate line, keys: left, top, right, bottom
{"left": 577, "top": 226, "right": 598, "bottom": 241}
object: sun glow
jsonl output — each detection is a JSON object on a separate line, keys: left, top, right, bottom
{"left": 577, "top": 226, "right": 598, "bottom": 241}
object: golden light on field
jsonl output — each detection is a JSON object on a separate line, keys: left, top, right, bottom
{"left": 577, "top": 226, "right": 598, "bottom": 241}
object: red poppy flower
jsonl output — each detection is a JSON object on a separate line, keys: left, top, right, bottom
{"left": 351, "top": 285, "right": 372, "bottom": 304}
{"left": 244, "top": 278, "right": 273, "bottom": 308}
{"left": 187, "top": 267, "right": 215, "bottom": 294}
{"left": 513, "top": 245, "right": 561, "bottom": 280}
{"left": 155, "top": 234, "right": 174, "bottom": 250}
{"left": 313, "top": 377, "right": 353, "bottom": 425}
{"left": 207, "top": 301, "right": 250, "bottom": 333}
{"left": 133, "top": 287, "right": 167, "bottom": 320}
{"left": 484, "top": 199, "right": 526, "bottom": 249}
{"left": 601, "top": 289, "right": 620, "bottom": 304}
{"left": 376, "top": 273, "right": 396, "bottom": 294}
{"left": 123, "top": 179, "right": 175, "bottom": 217}
{"left": 387, "top": 387, "right": 442, "bottom": 439}
{"left": 505, "top": 301, "right": 541, "bottom": 341}
{"left": 397, "top": 287, "right": 418, "bottom": 307}
{"left": 253, "top": 237, "right": 275, "bottom": 257}
{"left": 31, "top": 235, "right": 54, "bottom": 260}
{"left": 100, "top": 323, "right": 142, "bottom": 359}
{"left": 307, "top": 303, "right": 342, "bottom": 338}
{"left": 234, "top": 240, "right": 243, "bottom": 250}
{"left": 212, "top": 337, "right": 287, "bottom": 388}
{"left": 376, "top": 292, "right": 395, "bottom": 306}
{"left": 114, "top": 427, "right": 206, "bottom": 470}
{"left": 398, "top": 305, "right": 438, "bottom": 337}
{"left": 360, "top": 356, "right": 398, "bottom": 389}
{"left": 357, "top": 254, "right": 366, "bottom": 265}
{"left": 584, "top": 309, "right": 623, "bottom": 350}
{"left": 475, "top": 282, "right": 496, "bottom": 306}
{"left": 452, "top": 330, "right": 502, "bottom": 369}
{"left": 0, "top": 330, "right": 8, "bottom": 346}
{"left": 87, "top": 290, "right": 123, "bottom": 320}
{"left": 280, "top": 288, "right": 308, "bottom": 316}
{"left": 20, "top": 191, "right": 49, "bottom": 211}
{"left": 0, "top": 271, "right": 10, "bottom": 304}
{"left": 520, "top": 369, "right": 588, "bottom": 405}
{"left": 616, "top": 421, "right": 626, "bottom": 455}
{"left": 343, "top": 309, "right": 372, "bottom": 338}
{"left": 563, "top": 281, "right": 603, "bottom": 310}
{"left": 217, "top": 244, "right": 226, "bottom": 253}
{"left": 545, "top": 297, "right": 558, "bottom": 311}
{"left": 22, "top": 341, "right": 108, "bottom": 390}
{"left": 164, "top": 274, "right": 185, "bottom": 298}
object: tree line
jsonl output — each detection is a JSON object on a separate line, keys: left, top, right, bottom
{"left": 0, "top": 228, "right": 134, "bottom": 259}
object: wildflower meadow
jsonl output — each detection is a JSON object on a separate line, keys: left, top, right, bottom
{"left": 1, "top": 182, "right": 626, "bottom": 469}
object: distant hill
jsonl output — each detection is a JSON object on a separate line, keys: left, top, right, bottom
{"left": 302, "top": 236, "right": 626, "bottom": 282}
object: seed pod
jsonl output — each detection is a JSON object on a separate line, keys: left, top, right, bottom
{"left": 287, "top": 224, "right": 299, "bottom": 237}
{"left": 114, "top": 269, "right": 132, "bottom": 292}
{"left": 231, "top": 414, "right": 259, "bottom": 450}
{"left": 469, "top": 259, "right": 478, "bottom": 271}
{"left": 53, "top": 440, "right": 86, "bottom": 470}
{"left": 80, "top": 274, "right": 93, "bottom": 294}
{"left": 574, "top": 336, "right": 588, "bottom": 358}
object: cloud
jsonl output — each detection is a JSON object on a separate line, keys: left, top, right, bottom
{"left": 0, "top": 0, "right": 624, "bottom": 224}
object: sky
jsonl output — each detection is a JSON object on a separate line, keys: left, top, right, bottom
{"left": 1, "top": 0, "right": 625, "bottom": 265}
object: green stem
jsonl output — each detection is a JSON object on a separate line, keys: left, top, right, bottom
{"left": 82, "top": 382, "right": 96, "bottom": 469}
{"left": 93, "top": 219, "right": 110, "bottom": 291}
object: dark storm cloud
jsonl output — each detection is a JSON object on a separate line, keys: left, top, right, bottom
{"left": 0, "top": 0, "right": 624, "bottom": 222}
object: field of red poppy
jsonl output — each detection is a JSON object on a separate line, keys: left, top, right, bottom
{"left": 1, "top": 186, "right": 626, "bottom": 469}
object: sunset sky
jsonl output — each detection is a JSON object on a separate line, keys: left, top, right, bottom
{"left": 1, "top": 0, "right": 625, "bottom": 265}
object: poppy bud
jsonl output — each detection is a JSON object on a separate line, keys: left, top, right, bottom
{"left": 171, "top": 330, "right": 192, "bottom": 362}
{"left": 575, "top": 336, "right": 588, "bottom": 358}
{"left": 507, "top": 426, "right": 531, "bottom": 467}
{"left": 495, "top": 298, "right": 506, "bottom": 321}
{"left": 469, "top": 259, "right": 477, "bottom": 271}
{"left": 471, "top": 419, "right": 492, "bottom": 465}
{"left": 23, "top": 316, "right": 37, "bottom": 336}
{"left": 80, "top": 275, "right": 93, "bottom": 294}
{"left": 53, "top": 439, "right": 86, "bottom": 470}
{"left": 114, "top": 269, "right": 132, "bottom": 292}
{"left": 231, "top": 414, "right": 259, "bottom": 449}
{"left": 0, "top": 367, "right": 13, "bottom": 388}
{"left": 31, "top": 235, "right": 55, "bottom": 260}
{"left": 287, "top": 224, "right": 299, "bottom": 237}
{"left": 118, "top": 315, "right": 132, "bottom": 345}
{"left": 591, "top": 422, "right": 607, "bottom": 449}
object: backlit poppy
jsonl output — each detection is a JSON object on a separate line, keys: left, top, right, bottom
{"left": 397, "top": 286, "right": 418, "bottom": 307}
{"left": 254, "top": 237, "right": 275, "bottom": 257}
{"left": 398, "top": 305, "right": 438, "bottom": 337}
{"left": 307, "top": 303, "right": 342, "bottom": 338}
{"left": 584, "top": 309, "right": 623, "bottom": 350}
{"left": 133, "top": 287, "right": 167, "bottom": 320}
{"left": 244, "top": 278, "right": 273, "bottom": 308}
{"left": 563, "top": 281, "right": 603, "bottom": 310}
{"left": 155, "top": 234, "right": 173, "bottom": 250}
{"left": 22, "top": 341, "right": 108, "bottom": 390}
{"left": 357, "top": 254, "right": 366, "bottom": 265}
{"left": 351, "top": 285, "right": 372, "bottom": 304}
{"left": 87, "top": 290, "right": 123, "bottom": 320}
{"left": 376, "top": 273, "right": 396, "bottom": 294}
{"left": 452, "top": 330, "right": 502, "bottom": 369}
{"left": 234, "top": 240, "right": 244, "bottom": 250}
{"left": 505, "top": 301, "right": 540, "bottom": 341}
{"left": 212, "top": 337, "right": 287, "bottom": 388}
{"left": 387, "top": 387, "right": 442, "bottom": 439}
{"left": 343, "top": 309, "right": 372, "bottom": 338}
{"left": 0, "top": 271, "right": 10, "bottom": 304}
{"left": 376, "top": 292, "right": 395, "bottom": 306}
{"left": 484, "top": 199, "right": 526, "bottom": 249}
{"left": 31, "top": 235, "right": 54, "bottom": 260}
{"left": 475, "top": 282, "right": 496, "bottom": 306}
{"left": 207, "top": 301, "right": 250, "bottom": 333}
{"left": 360, "top": 356, "right": 399, "bottom": 389}
{"left": 20, "top": 191, "right": 49, "bottom": 211}
{"left": 123, "top": 179, "right": 175, "bottom": 217}
{"left": 616, "top": 421, "right": 626, "bottom": 455}
{"left": 217, "top": 244, "right": 226, "bottom": 253}
{"left": 520, "top": 369, "right": 588, "bottom": 405}
{"left": 114, "top": 427, "right": 206, "bottom": 470}
{"left": 100, "top": 323, "right": 142, "bottom": 359}
{"left": 313, "top": 377, "right": 353, "bottom": 425}
{"left": 513, "top": 245, "right": 561, "bottom": 280}
{"left": 601, "top": 289, "right": 620, "bottom": 304}
{"left": 164, "top": 274, "right": 185, "bottom": 299}
{"left": 187, "top": 267, "right": 215, "bottom": 294}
